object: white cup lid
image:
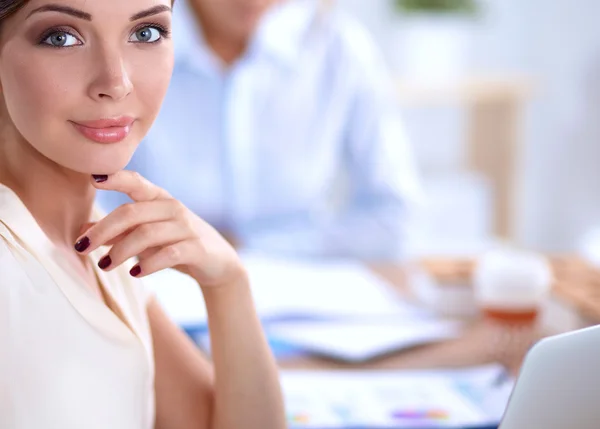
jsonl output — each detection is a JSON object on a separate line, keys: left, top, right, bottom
{"left": 474, "top": 247, "right": 553, "bottom": 308}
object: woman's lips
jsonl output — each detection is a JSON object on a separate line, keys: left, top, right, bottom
{"left": 70, "top": 117, "right": 135, "bottom": 144}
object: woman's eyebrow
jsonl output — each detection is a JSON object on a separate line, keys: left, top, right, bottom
{"left": 27, "top": 4, "right": 92, "bottom": 21}
{"left": 26, "top": 4, "right": 172, "bottom": 22}
{"left": 130, "top": 5, "right": 172, "bottom": 21}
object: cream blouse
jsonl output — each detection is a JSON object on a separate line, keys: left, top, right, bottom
{"left": 0, "top": 183, "right": 155, "bottom": 429}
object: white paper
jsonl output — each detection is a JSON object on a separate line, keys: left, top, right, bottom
{"left": 241, "top": 253, "right": 428, "bottom": 320}
{"left": 266, "top": 320, "right": 463, "bottom": 362}
{"left": 281, "top": 365, "right": 514, "bottom": 428}
{"left": 143, "top": 254, "right": 428, "bottom": 328}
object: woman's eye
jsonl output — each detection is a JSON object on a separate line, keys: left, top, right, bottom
{"left": 41, "top": 31, "right": 81, "bottom": 47}
{"left": 130, "top": 27, "right": 162, "bottom": 43}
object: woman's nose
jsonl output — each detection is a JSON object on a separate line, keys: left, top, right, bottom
{"left": 88, "top": 50, "right": 133, "bottom": 102}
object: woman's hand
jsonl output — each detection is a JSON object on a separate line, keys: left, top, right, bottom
{"left": 74, "top": 171, "right": 245, "bottom": 289}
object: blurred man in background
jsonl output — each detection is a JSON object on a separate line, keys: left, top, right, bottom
{"left": 98, "top": 0, "right": 420, "bottom": 260}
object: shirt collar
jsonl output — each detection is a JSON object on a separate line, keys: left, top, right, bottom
{"left": 0, "top": 183, "right": 106, "bottom": 263}
{"left": 172, "top": 0, "right": 318, "bottom": 71}
{"left": 251, "top": 0, "right": 318, "bottom": 66}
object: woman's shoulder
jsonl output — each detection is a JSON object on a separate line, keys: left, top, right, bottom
{"left": 0, "top": 220, "right": 22, "bottom": 259}
{"left": 0, "top": 221, "right": 33, "bottom": 286}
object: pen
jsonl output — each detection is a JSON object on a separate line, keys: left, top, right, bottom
{"left": 492, "top": 368, "right": 512, "bottom": 388}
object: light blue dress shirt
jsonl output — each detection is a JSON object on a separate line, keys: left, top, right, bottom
{"left": 97, "top": 0, "right": 420, "bottom": 260}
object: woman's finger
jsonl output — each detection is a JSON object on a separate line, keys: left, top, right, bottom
{"left": 138, "top": 246, "right": 161, "bottom": 261}
{"left": 90, "top": 170, "right": 171, "bottom": 202}
{"left": 74, "top": 200, "right": 183, "bottom": 254}
{"left": 79, "top": 222, "right": 96, "bottom": 235}
{"left": 97, "top": 221, "right": 190, "bottom": 271}
{"left": 79, "top": 222, "right": 131, "bottom": 247}
{"left": 128, "top": 240, "right": 197, "bottom": 278}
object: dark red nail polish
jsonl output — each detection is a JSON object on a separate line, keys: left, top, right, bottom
{"left": 130, "top": 265, "right": 141, "bottom": 277}
{"left": 74, "top": 236, "right": 90, "bottom": 252}
{"left": 92, "top": 175, "right": 108, "bottom": 183}
{"left": 98, "top": 255, "right": 112, "bottom": 270}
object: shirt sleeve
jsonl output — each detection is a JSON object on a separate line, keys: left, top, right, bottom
{"left": 243, "top": 16, "right": 421, "bottom": 261}
{"left": 324, "top": 17, "right": 422, "bottom": 260}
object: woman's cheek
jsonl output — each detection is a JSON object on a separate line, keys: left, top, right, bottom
{"left": 132, "top": 48, "right": 174, "bottom": 117}
{"left": 5, "top": 52, "right": 81, "bottom": 132}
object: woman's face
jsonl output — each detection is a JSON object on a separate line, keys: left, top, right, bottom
{"left": 0, "top": 0, "right": 174, "bottom": 175}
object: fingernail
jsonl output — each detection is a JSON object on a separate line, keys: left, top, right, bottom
{"left": 74, "top": 236, "right": 91, "bottom": 253}
{"left": 130, "top": 265, "right": 141, "bottom": 277}
{"left": 92, "top": 175, "right": 108, "bottom": 183}
{"left": 98, "top": 255, "right": 112, "bottom": 270}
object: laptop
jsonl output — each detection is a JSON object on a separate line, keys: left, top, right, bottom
{"left": 500, "top": 324, "right": 600, "bottom": 428}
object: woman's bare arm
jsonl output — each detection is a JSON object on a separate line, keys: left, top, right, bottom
{"left": 149, "top": 297, "right": 214, "bottom": 429}
{"left": 149, "top": 275, "right": 286, "bottom": 429}
{"left": 202, "top": 275, "right": 286, "bottom": 429}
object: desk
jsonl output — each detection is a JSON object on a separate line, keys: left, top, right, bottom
{"left": 278, "top": 264, "right": 547, "bottom": 374}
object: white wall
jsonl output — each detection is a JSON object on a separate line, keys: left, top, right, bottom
{"left": 337, "top": 0, "right": 600, "bottom": 252}
{"left": 520, "top": 0, "right": 600, "bottom": 251}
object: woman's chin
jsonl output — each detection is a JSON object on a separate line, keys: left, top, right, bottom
{"left": 66, "top": 154, "right": 134, "bottom": 177}
{"left": 63, "top": 132, "right": 141, "bottom": 175}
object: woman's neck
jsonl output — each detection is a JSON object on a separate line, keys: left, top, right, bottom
{"left": 0, "top": 127, "right": 95, "bottom": 248}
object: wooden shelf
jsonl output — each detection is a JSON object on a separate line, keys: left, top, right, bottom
{"left": 396, "top": 76, "right": 535, "bottom": 106}
{"left": 395, "top": 75, "right": 536, "bottom": 241}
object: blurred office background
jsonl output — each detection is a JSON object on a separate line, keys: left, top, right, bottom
{"left": 336, "top": 0, "right": 600, "bottom": 254}
{"left": 147, "top": 3, "right": 600, "bottom": 423}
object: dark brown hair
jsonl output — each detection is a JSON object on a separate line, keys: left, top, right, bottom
{"left": 0, "top": 0, "right": 27, "bottom": 23}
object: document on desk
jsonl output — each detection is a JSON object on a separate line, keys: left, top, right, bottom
{"left": 266, "top": 319, "right": 463, "bottom": 362}
{"left": 282, "top": 365, "right": 515, "bottom": 428}
{"left": 143, "top": 253, "right": 429, "bottom": 328}
{"left": 241, "top": 253, "right": 427, "bottom": 319}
